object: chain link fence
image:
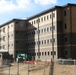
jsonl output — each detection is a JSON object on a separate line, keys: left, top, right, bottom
{"left": 0, "top": 59, "right": 50, "bottom": 75}
{"left": 0, "top": 59, "right": 76, "bottom": 75}
{"left": 49, "top": 59, "right": 75, "bottom": 75}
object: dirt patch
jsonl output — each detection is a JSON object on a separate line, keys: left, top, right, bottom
{"left": 0, "top": 73, "right": 8, "bottom": 75}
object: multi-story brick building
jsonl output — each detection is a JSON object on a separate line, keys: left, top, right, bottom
{"left": 0, "top": 3, "right": 76, "bottom": 61}
{"left": 0, "top": 19, "right": 27, "bottom": 60}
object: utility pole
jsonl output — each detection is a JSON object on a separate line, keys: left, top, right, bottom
{"left": 37, "top": 17, "right": 40, "bottom": 60}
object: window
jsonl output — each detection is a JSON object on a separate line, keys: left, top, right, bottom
{"left": 11, "top": 24, "right": 13, "bottom": 27}
{"left": 11, "top": 34, "right": 13, "bottom": 37}
{"left": 44, "top": 40, "right": 46, "bottom": 44}
{"left": 3, "top": 27, "right": 5, "bottom": 32}
{"left": 47, "top": 27, "right": 49, "bottom": 32}
{"left": 47, "top": 40, "right": 49, "bottom": 44}
{"left": 3, "top": 45, "right": 5, "bottom": 49}
{"left": 65, "top": 50, "right": 68, "bottom": 55}
{"left": 65, "top": 37, "right": 67, "bottom": 42}
{"left": 16, "top": 41, "right": 18, "bottom": 43}
{"left": 45, "top": 52, "right": 46, "bottom": 56}
{"left": 3, "top": 36, "right": 5, "bottom": 41}
{"left": 50, "top": 14, "right": 52, "bottom": 19}
{"left": 53, "top": 13, "right": 55, "bottom": 18}
{"left": 36, "top": 19, "right": 38, "bottom": 23}
{"left": 11, "top": 44, "right": 13, "bottom": 46}
{"left": 8, "top": 44, "right": 10, "bottom": 47}
{"left": 65, "top": 24, "right": 67, "bottom": 29}
{"left": 47, "top": 15, "right": 48, "bottom": 20}
{"left": 44, "top": 16, "right": 46, "bottom": 21}
{"left": 16, "top": 31, "right": 19, "bottom": 33}
{"left": 41, "top": 29, "right": 43, "bottom": 33}
{"left": 48, "top": 52, "right": 49, "bottom": 55}
{"left": 8, "top": 26, "right": 10, "bottom": 28}
{"left": 34, "top": 20, "right": 35, "bottom": 24}
{"left": 32, "top": 21, "right": 33, "bottom": 25}
{"left": 42, "top": 40, "right": 43, "bottom": 44}
{"left": 50, "top": 27, "right": 52, "bottom": 31}
{"left": 44, "top": 28, "right": 46, "bottom": 32}
{"left": 15, "top": 21, "right": 18, "bottom": 24}
{"left": 41, "top": 18, "right": 43, "bottom": 22}
{"left": 64, "top": 10, "right": 66, "bottom": 16}
{"left": 37, "top": 41, "right": 38, "bottom": 45}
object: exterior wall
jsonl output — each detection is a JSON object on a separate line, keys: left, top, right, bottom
{"left": 28, "top": 10, "right": 58, "bottom": 61}
{"left": 0, "top": 4, "right": 76, "bottom": 61}
{"left": 14, "top": 20, "right": 27, "bottom": 58}
{"left": 0, "top": 19, "right": 27, "bottom": 59}
{"left": 0, "top": 22, "right": 15, "bottom": 57}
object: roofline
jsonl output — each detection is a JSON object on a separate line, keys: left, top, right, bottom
{"left": 27, "top": 3, "right": 76, "bottom": 20}
{"left": 0, "top": 19, "right": 26, "bottom": 28}
{"left": 63, "top": 3, "right": 76, "bottom": 7}
{"left": 27, "top": 6, "right": 62, "bottom": 20}
{"left": 0, "top": 3, "right": 76, "bottom": 26}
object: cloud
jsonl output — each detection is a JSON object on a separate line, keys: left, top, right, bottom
{"left": 0, "top": 0, "right": 16, "bottom": 13}
{"left": 34, "top": 0, "right": 57, "bottom": 5}
{"left": 0, "top": 0, "right": 34, "bottom": 14}
{"left": 0, "top": 0, "right": 57, "bottom": 14}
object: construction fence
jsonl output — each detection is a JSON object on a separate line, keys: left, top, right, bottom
{"left": 0, "top": 59, "right": 50, "bottom": 75}
{"left": 0, "top": 59, "right": 76, "bottom": 75}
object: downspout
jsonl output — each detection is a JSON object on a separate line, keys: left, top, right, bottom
{"left": 70, "top": 6, "right": 72, "bottom": 58}
{"left": 52, "top": 12, "right": 54, "bottom": 59}
{"left": 37, "top": 17, "right": 40, "bottom": 60}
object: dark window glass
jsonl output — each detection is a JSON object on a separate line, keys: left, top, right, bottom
{"left": 44, "top": 28, "right": 46, "bottom": 32}
{"left": 50, "top": 27, "right": 52, "bottom": 31}
{"left": 47, "top": 40, "right": 49, "bottom": 43}
{"left": 64, "top": 10, "right": 66, "bottom": 16}
{"left": 44, "top": 40, "right": 46, "bottom": 44}
{"left": 34, "top": 20, "right": 35, "bottom": 24}
{"left": 32, "top": 21, "right": 33, "bottom": 25}
{"left": 48, "top": 52, "right": 49, "bottom": 55}
{"left": 41, "top": 29, "right": 43, "bottom": 33}
{"left": 65, "top": 50, "right": 68, "bottom": 55}
{"left": 41, "top": 18, "right": 43, "bottom": 22}
{"left": 65, "top": 37, "right": 67, "bottom": 42}
{"left": 45, "top": 52, "right": 46, "bottom": 56}
{"left": 53, "top": 13, "right": 55, "bottom": 18}
{"left": 47, "top": 27, "right": 49, "bottom": 32}
{"left": 42, "top": 40, "right": 43, "bottom": 44}
{"left": 47, "top": 16, "right": 48, "bottom": 20}
{"left": 50, "top": 14, "right": 52, "bottom": 19}
{"left": 44, "top": 17, "right": 46, "bottom": 21}
{"left": 65, "top": 24, "right": 67, "bottom": 29}
{"left": 3, "top": 27, "right": 5, "bottom": 32}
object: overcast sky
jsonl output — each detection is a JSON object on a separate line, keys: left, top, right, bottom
{"left": 0, "top": 0, "right": 76, "bottom": 25}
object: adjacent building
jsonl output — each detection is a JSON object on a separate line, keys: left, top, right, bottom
{"left": 0, "top": 3, "right": 76, "bottom": 61}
